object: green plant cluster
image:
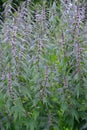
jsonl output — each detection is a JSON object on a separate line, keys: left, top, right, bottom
{"left": 0, "top": 0, "right": 87, "bottom": 130}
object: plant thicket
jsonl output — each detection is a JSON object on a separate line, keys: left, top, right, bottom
{"left": 0, "top": 0, "right": 87, "bottom": 130}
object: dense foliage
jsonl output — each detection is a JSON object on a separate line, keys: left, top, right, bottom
{"left": 0, "top": 0, "right": 87, "bottom": 130}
